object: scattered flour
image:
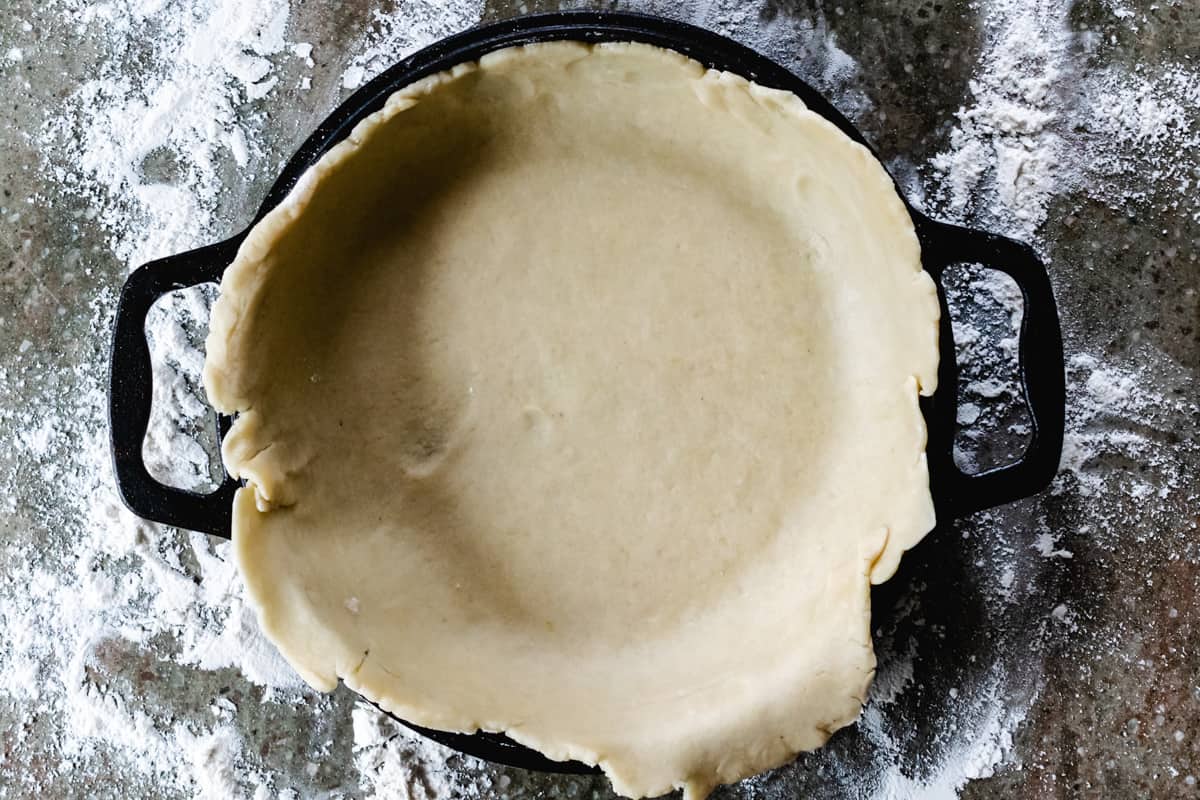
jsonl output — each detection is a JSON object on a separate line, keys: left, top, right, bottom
{"left": 352, "top": 704, "right": 496, "bottom": 800}
{"left": 1082, "top": 65, "right": 1200, "bottom": 218}
{"left": 1055, "top": 350, "right": 1195, "bottom": 508}
{"left": 185, "top": 726, "right": 245, "bottom": 800}
{"left": 862, "top": 670, "right": 1026, "bottom": 800}
{"left": 926, "top": 0, "right": 1200, "bottom": 234}
{"left": 41, "top": 0, "right": 295, "bottom": 268}
{"left": 927, "top": 0, "right": 1070, "bottom": 235}
{"left": 341, "top": 0, "right": 486, "bottom": 90}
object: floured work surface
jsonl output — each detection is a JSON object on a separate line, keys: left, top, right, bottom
{"left": 203, "top": 41, "right": 940, "bottom": 800}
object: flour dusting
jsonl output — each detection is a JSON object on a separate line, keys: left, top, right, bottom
{"left": 926, "top": 0, "right": 1200, "bottom": 235}
{"left": 41, "top": 0, "right": 293, "bottom": 268}
{"left": 927, "top": 1, "right": 1070, "bottom": 236}
{"left": 341, "top": 0, "right": 486, "bottom": 90}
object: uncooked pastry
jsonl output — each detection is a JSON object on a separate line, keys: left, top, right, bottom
{"left": 203, "top": 42, "right": 940, "bottom": 800}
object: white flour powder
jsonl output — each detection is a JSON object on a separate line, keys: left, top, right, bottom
{"left": 925, "top": 0, "right": 1200, "bottom": 235}
{"left": 5, "top": 0, "right": 1197, "bottom": 798}
{"left": 928, "top": 0, "right": 1071, "bottom": 236}
{"left": 41, "top": 0, "right": 292, "bottom": 268}
{"left": 341, "top": 0, "right": 486, "bottom": 91}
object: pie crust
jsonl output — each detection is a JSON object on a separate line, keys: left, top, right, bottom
{"left": 203, "top": 41, "right": 939, "bottom": 800}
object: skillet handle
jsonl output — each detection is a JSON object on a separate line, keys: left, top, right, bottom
{"left": 108, "top": 237, "right": 245, "bottom": 538}
{"left": 918, "top": 219, "right": 1065, "bottom": 516}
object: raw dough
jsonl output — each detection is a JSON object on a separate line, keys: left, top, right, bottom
{"left": 204, "top": 42, "right": 939, "bottom": 800}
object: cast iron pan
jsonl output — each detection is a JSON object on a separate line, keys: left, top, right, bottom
{"left": 108, "top": 11, "right": 1066, "bottom": 777}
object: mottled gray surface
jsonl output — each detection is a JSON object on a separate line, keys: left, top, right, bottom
{"left": 1, "top": 1, "right": 1197, "bottom": 799}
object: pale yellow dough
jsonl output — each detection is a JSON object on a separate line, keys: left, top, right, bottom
{"left": 203, "top": 41, "right": 939, "bottom": 800}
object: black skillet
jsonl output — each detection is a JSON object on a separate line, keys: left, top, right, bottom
{"left": 108, "top": 11, "right": 1066, "bottom": 777}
